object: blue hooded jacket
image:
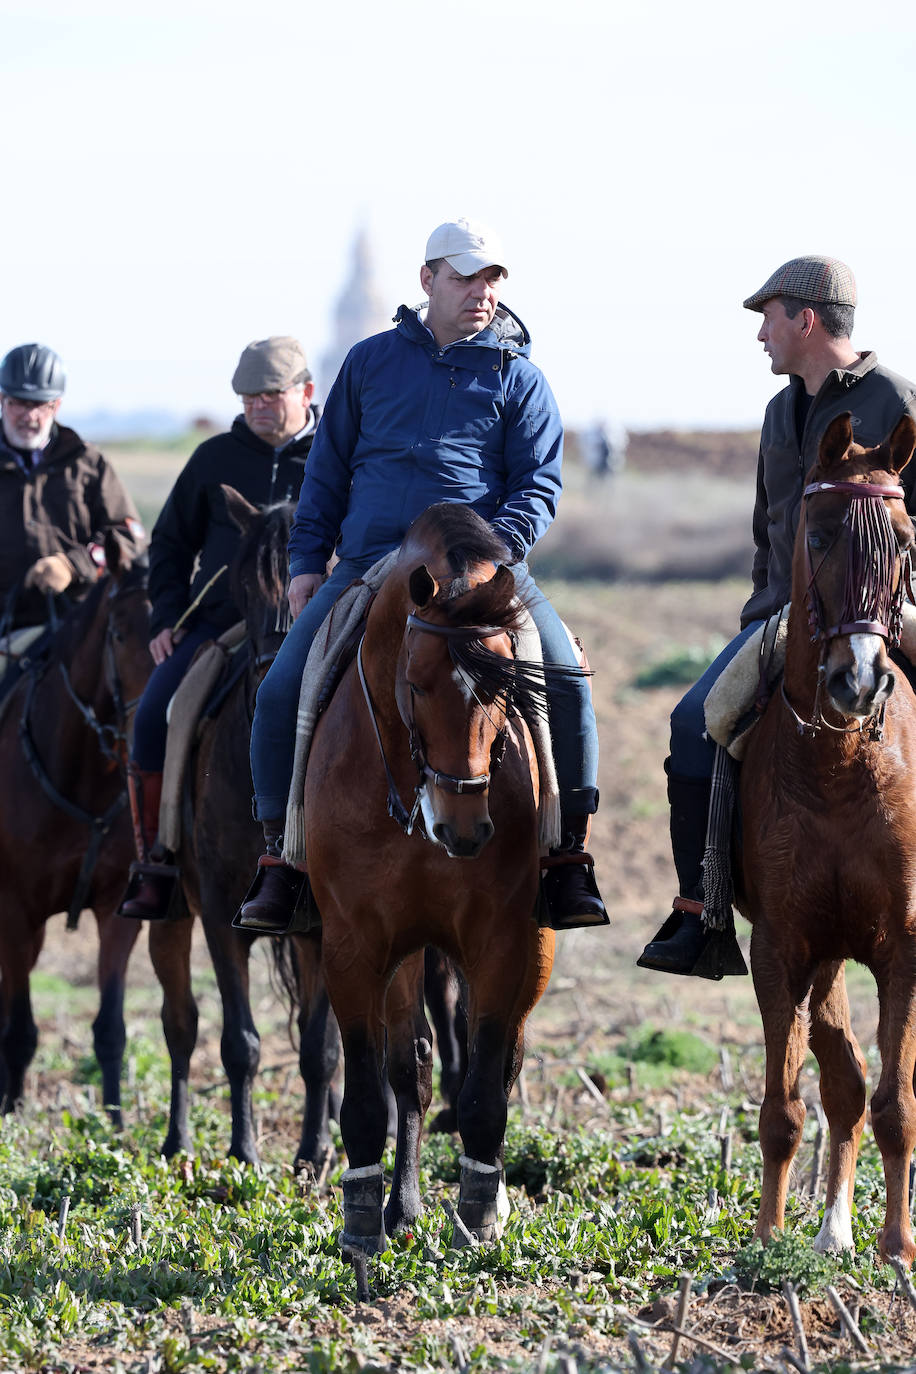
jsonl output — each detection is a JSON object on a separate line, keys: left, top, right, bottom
{"left": 288, "top": 302, "right": 563, "bottom": 576}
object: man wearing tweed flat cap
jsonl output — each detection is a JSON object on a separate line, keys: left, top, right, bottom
{"left": 639, "top": 254, "right": 916, "bottom": 980}
{"left": 118, "top": 335, "right": 317, "bottom": 918}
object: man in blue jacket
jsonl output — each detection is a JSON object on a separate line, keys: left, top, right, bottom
{"left": 242, "top": 218, "right": 606, "bottom": 932}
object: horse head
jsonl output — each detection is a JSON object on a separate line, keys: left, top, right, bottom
{"left": 795, "top": 412, "right": 916, "bottom": 721}
{"left": 388, "top": 505, "right": 523, "bottom": 859}
{"left": 222, "top": 485, "right": 293, "bottom": 671}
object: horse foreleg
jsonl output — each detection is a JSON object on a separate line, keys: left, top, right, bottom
{"left": 324, "top": 947, "right": 390, "bottom": 1255}
{"left": 92, "top": 911, "right": 142, "bottom": 1127}
{"left": 872, "top": 955, "right": 916, "bottom": 1265}
{"left": 384, "top": 952, "right": 433, "bottom": 1235}
{"left": 424, "top": 947, "right": 467, "bottom": 1134}
{"left": 0, "top": 924, "right": 44, "bottom": 1111}
{"left": 808, "top": 960, "right": 866, "bottom": 1254}
{"left": 148, "top": 916, "right": 198, "bottom": 1157}
{"left": 751, "top": 929, "right": 813, "bottom": 1243}
{"left": 200, "top": 915, "right": 261, "bottom": 1164}
{"left": 292, "top": 934, "right": 341, "bottom": 1170}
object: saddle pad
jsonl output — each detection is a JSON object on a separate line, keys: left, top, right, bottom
{"left": 704, "top": 601, "right": 916, "bottom": 760}
{"left": 159, "top": 621, "right": 247, "bottom": 852}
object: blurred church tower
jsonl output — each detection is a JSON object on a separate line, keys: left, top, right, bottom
{"left": 319, "top": 226, "right": 391, "bottom": 399}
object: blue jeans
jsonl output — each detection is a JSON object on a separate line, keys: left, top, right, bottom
{"left": 669, "top": 620, "right": 763, "bottom": 778}
{"left": 250, "top": 561, "right": 599, "bottom": 822}
{"left": 131, "top": 620, "right": 222, "bottom": 771}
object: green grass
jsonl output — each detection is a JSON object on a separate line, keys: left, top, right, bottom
{"left": 0, "top": 1066, "right": 906, "bottom": 1372}
{"left": 632, "top": 640, "right": 727, "bottom": 689}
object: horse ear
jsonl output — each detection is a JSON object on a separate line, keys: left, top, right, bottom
{"left": 887, "top": 414, "right": 916, "bottom": 474}
{"left": 409, "top": 565, "right": 439, "bottom": 608}
{"left": 819, "top": 412, "right": 856, "bottom": 466}
{"left": 104, "top": 529, "right": 124, "bottom": 579}
{"left": 221, "top": 484, "right": 259, "bottom": 534}
{"left": 492, "top": 564, "right": 516, "bottom": 599}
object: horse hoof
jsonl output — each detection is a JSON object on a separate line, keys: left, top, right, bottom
{"left": 341, "top": 1164, "right": 387, "bottom": 1256}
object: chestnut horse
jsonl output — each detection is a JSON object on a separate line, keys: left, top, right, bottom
{"left": 0, "top": 539, "right": 151, "bottom": 1116}
{"left": 305, "top": 503, "right": 570, "bottom": 1253}
{"left": 148, "top": 491, "right": 340, "bottom": 1166}
{"left": 739, "top": 411, "right": 916, "bottom": 1265}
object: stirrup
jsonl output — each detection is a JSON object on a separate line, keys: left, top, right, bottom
{"left": 231, "top": 856, "right": 320, "bottom": 936}
{"left": 538, "top": 851, "right": 609, "bottom": 931}
{"left": 116, "top": 860, "right": 183, "bottom": 921}
{"left": 637, "top": 898, "right": 748, "bottom": 979}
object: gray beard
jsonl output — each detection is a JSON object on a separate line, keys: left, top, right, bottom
{"left": 1, "top": 412, "right": 52, "bottom": 451}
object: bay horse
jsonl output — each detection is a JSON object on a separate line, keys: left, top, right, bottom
{"left": 739, "top": 411, "right": 916, "bottom": 1265}
{"left": 148, "top": 490, "right": 340, "bottom": 1166}
{"left": 0, "top": 537, "right": 151, "bottom": 1117}
{"left": 305, "top": 503, "right": 569, "bottom": 1253}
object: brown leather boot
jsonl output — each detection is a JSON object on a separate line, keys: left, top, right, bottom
{"left": 541, "top": 813, "right": 608, "bottom": 930}
{"left": 117, "top": 768, "right": 180, "bottom": 920}
{"left": 233, "top": 823, "right": 310, "bottom": 935}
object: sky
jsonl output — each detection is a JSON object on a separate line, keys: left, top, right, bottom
{"left": 3, "top": 0, "right": 916, "bottom": 434}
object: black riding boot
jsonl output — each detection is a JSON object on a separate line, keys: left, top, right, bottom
{"left": 637, "top": 763, "right": 746, "bottom": 979}
{"left": 542, "top": 808, "right": 608, "bottom": 931}
{"left": 233, "top": 822, "right": 311, "bottom": 935}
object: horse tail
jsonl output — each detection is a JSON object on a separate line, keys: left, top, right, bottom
{"left": 267, "top": 936, "right": 301, "bottom": 1045}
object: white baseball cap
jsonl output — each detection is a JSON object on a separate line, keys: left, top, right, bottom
{"left": 424, "top": 218, "right": 508, "bottom": 278}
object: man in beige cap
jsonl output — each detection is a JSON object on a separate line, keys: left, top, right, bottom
{"left": 119, "top": 336, "right": 316, "bottom": 918}
{"left": 639, "top": 255, "right": 916, "bottom": 979}
{"left": 240, "top": 217, "right": 607, "bottom": 934}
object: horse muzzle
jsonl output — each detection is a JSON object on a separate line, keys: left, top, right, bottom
{"left": 825, "top": 633, "right": 896, "bottom": 717}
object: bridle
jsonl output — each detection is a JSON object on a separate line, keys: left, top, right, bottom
{"left": 783, "top": 477, "right": 912, "bottom": 739}
{"left": 17, "top": 570, "right": 149, "bottom": 928}
{"left": 358, "top": 611, "right": 513, "bottom": 838}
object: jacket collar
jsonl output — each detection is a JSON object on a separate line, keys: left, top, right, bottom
{"left": 231, "top": 407, "right": 320, "bottom": 458}
{"left": 394, "top": 302, "right": 532, "bottom": 359}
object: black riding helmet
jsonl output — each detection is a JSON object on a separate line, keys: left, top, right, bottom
{"left": 0, "top": 344, "right": 66, "bottom": 401}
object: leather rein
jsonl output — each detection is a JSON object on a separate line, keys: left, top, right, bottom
{"left": 783, "top": 477, "right": 911, "bottom": 739}
{"left": 357, "top": 612, "right": 511, "bottom": 838}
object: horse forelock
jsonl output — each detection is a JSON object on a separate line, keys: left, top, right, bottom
{"left": 231, "top": 502, "right": 293, "bottom": 614}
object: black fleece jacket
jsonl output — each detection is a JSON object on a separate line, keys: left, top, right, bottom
{"left": 148, "top": 414, "right": 316, "bottom": 637}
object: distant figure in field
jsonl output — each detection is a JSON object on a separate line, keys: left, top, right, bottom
{"left": 638, "top": 255, "right": 916, "bottom": 979}
{"left": 119, "top": 336, "right": 317, "bottom": 919}
{"left": 0, "top": 342, "right": 145, "bottom": 638}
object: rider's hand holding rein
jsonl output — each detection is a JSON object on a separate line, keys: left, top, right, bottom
{"left": 289, "top": 572, "right": 323, "bottom": 622}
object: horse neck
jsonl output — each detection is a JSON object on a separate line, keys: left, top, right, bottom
{"left": 362, "top": 576, "right": 411, "bottom": 732}
{"left": 61, "top": 585, "right": 112, "bottom": 708}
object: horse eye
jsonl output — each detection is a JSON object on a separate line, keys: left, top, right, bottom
{"left": 807, "top": 533, "right": 826, "bottom": 551}
{"left": 409, "top": 682, "right": 425, "bottom": 699}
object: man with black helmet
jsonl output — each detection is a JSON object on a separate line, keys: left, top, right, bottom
{"left": 0, "top": 342, "right": 145, "bottom": 631}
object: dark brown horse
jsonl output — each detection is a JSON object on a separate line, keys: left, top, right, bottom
{"left": 305, "top": 503, "right": 568, "bottom": 1252}
{"left": 148, "top": 491, "right": 340, "bottom": 1166}
{"left": 0, "top": 538, "right": 151, "bottom": 1116}
{"left": 739, "top": 412, "right": 916, "bottom": 1265}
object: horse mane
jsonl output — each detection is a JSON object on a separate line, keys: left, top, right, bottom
{"left": 229, "top": 502, "right": 294, "bottom": 618}
{"left": 407, "top": 503, "right": 590, "bottom": 719}
{"left": 49, "top": 561, "right": 147, "bottom": 665}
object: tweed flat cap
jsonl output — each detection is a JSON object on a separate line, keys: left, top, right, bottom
{"left": 743, "top": 256, "right": 857, "bottom": 312}
{"left": 232, "top": 336, "right": 309, "bottom": 394}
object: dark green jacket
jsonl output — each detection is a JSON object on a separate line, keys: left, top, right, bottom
{"left": 0, "top": 424, "right": 144, "bottom": 629}
{"left": 741, "top": 352, "right": 916, "bottom": 627}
